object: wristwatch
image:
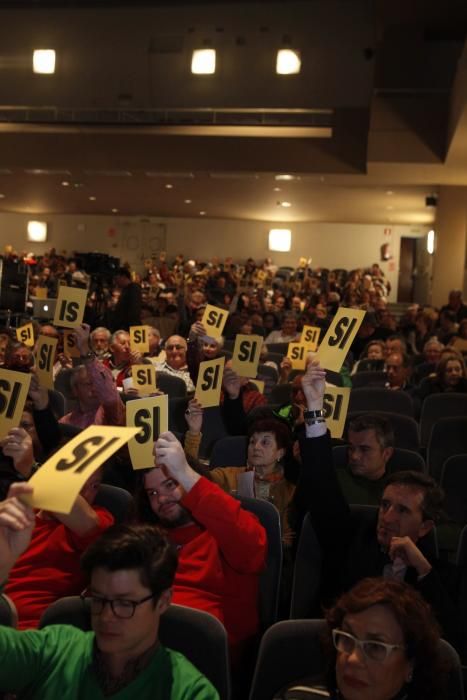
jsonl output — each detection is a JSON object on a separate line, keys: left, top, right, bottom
{"left": 303, "top": 408, "right": 326, "bottom": 425}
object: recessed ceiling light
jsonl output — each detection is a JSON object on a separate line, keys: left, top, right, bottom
{"left": 0, "top": 194, "right": 5, "bottom": 199}
{"left": 111, "top": 208, "right": 119, "bottom": 213}
{"left": 199, "top": 211, "right": 206, "bottom": 216}
{"left": 33, "top": 49, "right": 56, "bottom": 74}
{"left": 165, "top": 184, "right": 173, "bottom": 189}
{"left": 386, "top": 190, "right": 394, "bottom": 195}
{"left": 191, "top": 49, "right": 216, "bottom": 75}
{"left": 73, "top": 182, "right": 84, "bottom": 189}
{"left": 276, "top": 49, "right": 301, "bottom": 75}
{"left": 275, "top": 173, "right": 299, "bottom": 181}
{"left": 89, "top": 196, "right": 96, "bottom": 201}
{"left": 279, "top": 201, "right": 292, "bottom": 208}
{"left": 273, "top": 187, "right": 281, "bottom": 192}
{"left": 386, "top": 205, "right": 394, "bottom": 210}
{"left": 184, "top": 199, "right": 192, "bottom": 204}
{"left": 61, "top": 181, "right": 70, "bottom": 187}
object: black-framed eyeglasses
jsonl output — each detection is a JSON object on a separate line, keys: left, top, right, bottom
{"left": 332, "top": 629, "right": 405, "bottom": 663}
{"left": 166, "top": 344, "right": 184, "bottom": 351}
{"left": 80, "top": 590, "right": 156, "bottom": 619}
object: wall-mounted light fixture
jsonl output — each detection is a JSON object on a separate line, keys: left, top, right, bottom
{"left": 191, "top": 49, "right": 216, "bottom": 74}
{"left": 276, "top": 49, "right": 301, "bottom": 75}
{"left": 27, "top": 220, "right": 48, "bottom": 242}
{"left": 33, "top": 49, "right": 56, "bottom": 74}
{"left": 427, "top": 229, "right": 435, "bottom": 255}
{"left": 269, "top": 228, "right": 291, "bottom": 252}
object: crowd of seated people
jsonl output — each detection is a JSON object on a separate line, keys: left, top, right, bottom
{"left": 0, "top": 248, "right": 465, "bottom": 697}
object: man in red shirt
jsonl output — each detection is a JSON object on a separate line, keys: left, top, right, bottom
{"left": 141, "top": 432, "right": 267, "bottom": 665}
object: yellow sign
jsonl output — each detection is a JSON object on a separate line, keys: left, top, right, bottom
{"left": 35, "top": 336, "right": 57, "bottom": 390}
{"left": 63, "top": 329, "right": 80, "bottom": 358}
{"left": 300, "top": 325, "right": 320, "bottom": 352}
{"left": 0, "top": 369, "right": 32, "bottom": 440}
{"left": 231, "top": 334, "right": 263, "bottom": 378}
{"left": 126, "top": 395, "right": 168, "bottom": 470}
{"left": 256, "top": 269, "right": 267, "bottom": 282}
{"left": 131, "top": 364, "right": 156, "bottom": 396}
{"left": 201, "top": 304, "right": 229, "bottom": 339}
{"left": 316, "top": 308, "right": 366, "bottom": 372}
{"left": 287, "top": 342, "right": 308, "bottom": 370}
{"left": 249, "top": 379, "right": 265, "bottom": 394}
{"left": 35, "top": 288, "right": 47, "bottom": 299}
{"left": 53, "top": 286, "right": 88, "bottom": 328}
{"left": 323, "top": 385, "right": 351, "bottom": 439}
{"left": 24, "top": 426, "right": 139, "bottom": 514}
{"left": 195, "top": 356, "right": 225, "bottom": 408}
{"left": 130, "top": 326, "right": 150, "bottom": 354}
{"left": 16, "top": 323, "right": 35, "bottom": 347}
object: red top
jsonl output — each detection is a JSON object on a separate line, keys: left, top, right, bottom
{"left": 5, "top": 506, "right": 114, "bottom": 630}
{"left": 167, "top": 478, "right": 267, "bottom": 664}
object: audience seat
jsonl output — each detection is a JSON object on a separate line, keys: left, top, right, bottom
{"left": 351, "top": 370, "right": 386, "bottom": 388}
{"left": 265, "top": 351, "right": 284, "bottom": 367}
{"left": 427, "top": 417, "right": 467, "bottom": 481}
{"left": 155, "top": 372, "right": 187, "bottom": 398}
{"left": 333, "top": 445, "right": 426, "bottom": 474}
{"left": 168, "top": 396, "right": 189, "bottom": 434}
{"left": 420, "top": 393, "right": 467, "bottom": 447}
{"left": 209, "top": 436, "right": 248, "bottom": 468}
{"left": 94, "top": 484, "right": 134, "bottom": 523}
{"left": 47, "top": 389, "right": 66, "bottom": 418}
{"left": 355, "top": 358, "right": 385, "bottom": 373}
{"left": 348, "top": 388, "right": 414, "bottom": 417}
{"left": 39, "top": 599, "right": 231, "bottom": 699}
{"left": 264, "top": 342, "right": 289, "bottom": 355}
{"left": 346, "top": 411, "right": 420, "bottom": 451}
{"left": 269, "top": 384, "right": 292, "bottom": 406}
{"left": 0, "top": 594, "right": 17, "bottom": 627}
{"left": 237, "top": 496, "right": 282, "bottom": 631}
{"left": 440, "top": 455, "right": 467, "bottom": 525}
{"left": 289, "top": 513, "right": 322, "bottom": 620}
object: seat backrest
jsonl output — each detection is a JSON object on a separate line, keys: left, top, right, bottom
{"left": 351, "top": 371, "right": 386, "bottom": 388}
{"left": 94, "top": 484, "right": 134, "bottom": 523}
{"left": 156, "top": 372, "right": 187, "bottom": 398}
{"left": 257, "top": 363, "right": 278, "bottom": 381}
{"left": 440, "top": 454, "right": 467, "bottom": 525}
{"left": 168, "top": 396, "right": 189, "bottom": 434}
{"left": 249, "top": 619, "right": 327, "bottom": 700}
{"left": 198, "top": 405, "right": 229, "bottom": 459}
{"left": 39, "top": 598, "right": 231, "bottom": 699}
{"left": 209, "top": 435, "right": 248, "bottom": 468}
{"left": 439, "top": 638, "right": 465, "bottom": 700}
{"left": 333, "top": 445, "right": 426, "bottom": 474}
{"left": 427, "top": 417, "right": 467, "bottom": 481}
{"left": 420, "top": 393, "right": 467, "bottom": 447}
{"left": 289, "top": 513, "right": 322, "bottom": 619}
{"left": 269, "top": 383, "right": 292, "bottom": 405}
{"left": 54, "top": 367, "right": 74, "bottom": 398}
{"left": 265, "top": 342, "right": 289, "bottom": 355}
{"left": 237, "top": 496, "right": 282, "bottom": 631}
{"left": 0, "top": 594, "right": 17, "bottom": 627}
{"left": 345, "top": 411, "right": 420, "bottom": 451}
{"left": 356, "top": 358, "right": 385, "bottom": 373}
{"left": 266, "top": 351, "right": 284, "bottom": 367}
{"left": 349, "top": 388, "right": 413, "bottom": 417}
{"left": 47, "top": 389, "right": 66, "bottom": 418}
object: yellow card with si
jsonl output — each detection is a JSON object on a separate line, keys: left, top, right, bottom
{"left": 315, "top": 307, "right": 366, "bottom": 372}
{"left": 127, "top": 394, "right": 169, "bottom": 470}
{"left": 23, "top": 426, "right": 139, "bottom": 514}
{"left": 0, "top": 369, "right": 31, "bottom": 440}
{"left": 130, "top": 326, "right": 150, "bottom": 353}
{"left": 231, "top": 334, "right": 263, "bottom": 378}
{"left": 300, "top": 325, "right": 320, "bottom": 352}
{"left": 131, "top": 364, "right": 156, "bottom": 396}
{"left": 16, "top": 323, "right": 35, "bottom": 347}
{"left": 201, "top": 305, "right": 229, "bottom": 340}
{"left": 53, "top": 285, "right": 88, "bottom": 328}
{"left": 35, "top": 336, "right": 57, "bottom": 390}
{"left": 63, "top": 329, "right": 80, "bottom": 358}
{"left": 323, "top": 385, "right": 351, "bottom": 439}
{"left": 287, "top": 342, "right": 308, "bottom": 370}
{"left": 195, "top": 356, "right": 225, "bottom": 408}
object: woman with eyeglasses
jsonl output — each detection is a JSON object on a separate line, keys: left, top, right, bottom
{"left": 280, "top": 578, "right": 449, "bottom": 700}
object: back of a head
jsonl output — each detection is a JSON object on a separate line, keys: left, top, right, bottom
{"left": 347, "top": 413, "right": 395, "bottom": 450}
{"left": 81, "top": 523, "right": 178, "bottom": 600}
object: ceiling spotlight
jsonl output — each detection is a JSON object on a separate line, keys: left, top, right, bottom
{"left": 0, "top": 194, "right": 5, "bottom": 199}
{"left": 275, "top": 174, "right": 296, "bottom": 181}
{"left": 89, "top": 196, "right": 96, "bottom": 201}
{"left": 27, "top": 220, "right": 48, "bottom": 242}
{"left": 276, "top": 49, "right": 301, "bottom": 75}
{"left": 279, "top": 201, "right": 292, "bottom": 208}
{"left": 191, "top": 49, "right": 216, "bottom": 75}
{"left": 61, "top": 181, "right": 70, "bottom": 187}
{"left": 273, "top": 187, "right": 281, "bottom": 192}
{"left": 184, "top": 199, "right": 192, "bottom": 204}
{"left": 386, "top": 190, "right": 394, "bottom": 196}
{"left": 111, "top": 208, "right": 119, "bottom": 213}
{"left": 33, "top": 49, "right": 56, "bottom": 74}
{"left": 165, "top": 184, "right": 173, "bottom": 189}
{"left": 269, "top": 228, "right": 292, "bottom": 252}
{"left": 199, "top": 211, "right": 206, "bottom": 216}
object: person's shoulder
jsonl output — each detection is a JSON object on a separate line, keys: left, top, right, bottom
{"left": 165, "top": 648, "right": 219, "bottom": 698}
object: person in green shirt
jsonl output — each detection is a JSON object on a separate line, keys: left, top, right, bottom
{"left": 0, "top": 482, "right": 219, "bottom": 700}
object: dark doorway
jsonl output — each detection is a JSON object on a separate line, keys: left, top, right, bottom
{"left": 398, "top": 237, "right": 416, "bottom": 303}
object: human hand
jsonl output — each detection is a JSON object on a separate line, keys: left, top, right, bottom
{"left": 388, "top": 536, "right": 432, "bottom": 578}
{"left": 0, "top": 482, "right": 35, "bottom": 580}
{"left": 74, "top": 324, "right": 91, "bottom": 356}
{"left": 279, "top": 357, "right": 292, "bottom": 381}
{"left": 301, "top": 360, "right": 326, "bottom": 409}
{"left": 28, "top": 370, "right": 49, "bottom": 410}
{"left": 185, "top": 398, "right": 203, "bottom": 434}
{"left": 57, "top": 352, "right": 72, "bottom": 369}
{"left": 222, "top": 367, "right": 241, "bottom": 400}
{"left": 1, "top": 428, "right": 35, "bottom": 476}
{"left": 129, "top": 350, "right": 143, "bottom": 365}
{"left": 189, "top": 321, "right": 206, "bottom": 340}
{"left": 153, "top": 431, "right": 199, "bottom": 491}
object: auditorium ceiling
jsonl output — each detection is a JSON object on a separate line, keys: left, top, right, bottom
{"left": 0, "top": 0, "right": 466, "bottom": 225}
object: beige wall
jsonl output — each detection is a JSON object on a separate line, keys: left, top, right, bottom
{"left": 0, "top": 212, "right": 428, "bottom": 302}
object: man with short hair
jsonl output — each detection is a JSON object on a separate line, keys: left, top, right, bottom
{"left": 104, "top": 329, "right": 149, "bottom": 388}
{"left": 90, "top": 326, "right": 112, "bottom": 361}
{"left": 0, "top": 489, "right": 218, "bottom": 699}
{"left": 293, "top": 361, "right": 459, "bottom": 646}
{"left": 155, "top": 335, "right": 195, "bottom": 392}
{"left": 337, "top": 414, "right": 395, "bottom": 505}
{"left": 142, "top": 432, "right": 267, "bottom": 665}
{"left": 385, "top": 351, "right": 412, "bottom": 391}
